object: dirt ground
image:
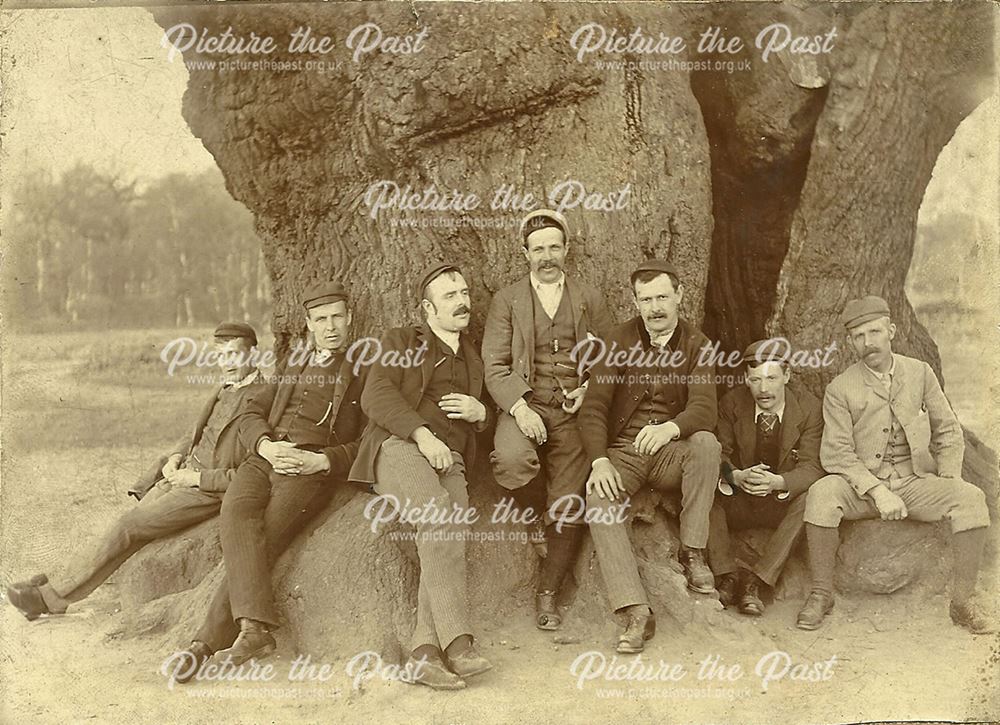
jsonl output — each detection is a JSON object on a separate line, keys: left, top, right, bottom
{"left": 1, "top": 329, "right": 998, "bottom": 724}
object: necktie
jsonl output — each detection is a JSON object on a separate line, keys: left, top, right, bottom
{"left": 758, "top": 412, "right": 778, "bottom": 435}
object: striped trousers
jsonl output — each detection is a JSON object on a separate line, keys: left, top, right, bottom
{"left": 374, "top": 435, "right": 472, "bottom": 652}
{"left": 217, "top": 455, "right": 339, "bottom": 631}
{"left": 587, "top": 431, "right": 721, "bottom": 611}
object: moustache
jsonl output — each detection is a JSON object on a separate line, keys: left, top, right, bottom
{"left": 453, "top": 306, "right": 471, "bottom": 316}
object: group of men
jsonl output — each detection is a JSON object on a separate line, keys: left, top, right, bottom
{"left": 7, "top": 208, "right": 994, "bottom": 691}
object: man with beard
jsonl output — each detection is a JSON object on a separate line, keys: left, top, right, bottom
{"left": 580, "top": 259, "right": 721, "bottom": 654}
{"left": 350, "top": 264, "right": 492, "bottom": 691}
{"left": 797, "top": 296, "right": 993, "bottom": 633}
{"left": 172, "top": 282, "right": 367, "bottom": 675}
{"left": 483, "top": 208, "right": 613, "bottom": 631}
{"left": 707, "top": 338, "right": 824, "bottom": 617}
{"left": 6, "top": 323, "right": 261, "bottom": 621}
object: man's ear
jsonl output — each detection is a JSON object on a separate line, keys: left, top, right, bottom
{"left": 888, "top": 321, "right": 897, "bottom": 340}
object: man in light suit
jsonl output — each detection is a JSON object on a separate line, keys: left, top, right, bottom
{"left": 350, "top": 263, "right": 492, "bottom": 691}
{"left": 797, "top": 296, "right": 992, "bottom": 633}
{"left": 708, "top": 338, "right": 824, "bottom": 616}
{"left": 6, "top": 323, "right": 261, "bottom": 621}
{"left": 483, "top": 208, "right": 614, "bottom": 630}
{"left": 195, "top": 281, "right": 367, "bottom": 673}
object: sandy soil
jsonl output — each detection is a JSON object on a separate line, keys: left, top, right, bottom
{"left": 1, "top": 330, "right": 998, "bottom": 724}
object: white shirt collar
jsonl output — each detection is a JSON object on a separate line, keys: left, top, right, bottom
{"left": 863, "top": 355, "right": 896, "bottom": 381}
{"left": 755, "top": 401, "right": 785, "bottom": 423}
{"left": 223, "top": 369, "right": 258, "bottom": 390}
{"left": 645, "top": 323, "right": 677, "bottom": 349}
{"left": 530, "top": 271, "right": 565, "bottom": 291}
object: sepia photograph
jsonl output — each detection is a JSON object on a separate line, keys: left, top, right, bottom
{"left": 1, "top": 1, "right": 997, "bottom": 723}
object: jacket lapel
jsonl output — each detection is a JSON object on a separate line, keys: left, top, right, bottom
{"left": 417, "top": 324, "right": 435, "bottom": 394}
{"left": 861, "top": 364, "right": 890, "bottom": 401}
{"left": 461, "top": 332, "right": 484, "bottom": 398}
{"left": 328, "top": 354, "right": 353, "bottom": 428}
{"left": 565, "top": 278, "right": 585, "bottom": 339}
{"left": 513, "top": 276, "right": 535, "bottom": 361}
{"left": 188, "top": 385, "right": 223, "bottom": 455}
{"left": 777, "top": 389, "right": 803, "bottom": 470}
{"left": 269, "top": 359, "right": 307, "bottom": 427}
{"left": 888, "top": 354, "right": 903, "bottom": 403}
{"left": 735, "top": 390, "right": 758, "bottom": 467}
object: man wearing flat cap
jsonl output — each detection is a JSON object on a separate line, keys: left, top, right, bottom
{"left": 579, "top": 259, "right": 721, "bottom": 654}
{"left": 350, "top": 263, "right": 492, "bottom": 690}
{"left": 172, "top": 281, "right": 368, "bottom": 676}
{"left": 7, "top": 323, "right": 262, "bottom": 622}
{"left": 706, "top": 338, "right": 824, "bottom": 617}
{"left": 482, "top": 208, "right": 614, "bottom": 631}
{"left": 797, "top": 295, "right": 993, "bottom": 633}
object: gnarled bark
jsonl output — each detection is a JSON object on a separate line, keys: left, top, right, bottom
{"left": 139, "top": 1, "right": 997, "bottom": 657}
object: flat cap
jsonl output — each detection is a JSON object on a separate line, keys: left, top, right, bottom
{"left": 630, "top": 258, "right": 679, "bottom": 283}
{"left": 742, "top": 337, "right": 791, "bottom": 366}
{"left": 301, "top": 281, "right": 349, "bottom": 310}
{"left": 213, "top": 321, "right": 257, "bottom": 346}
{"left": 417, "top": 262, "right": 462, "bottom": 300}
{"left": 840, "top": 295, "right": 890, "bottom": 329}
{"left": 520, "top": 208, "right": 570, "bottom": 245}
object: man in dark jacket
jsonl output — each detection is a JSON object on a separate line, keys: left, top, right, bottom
{"left": 6, "top": 322, "right": 261, "bottom": 621}
{"left": 350, "top": 263, "right": 492, "bottom": 691}
{"left": 579, "top": 259, "right": 721, "bottom": 654}
{"left": 707, "top": 338, "right": 825, "bottom": 616}
{"left": 174, "top": 282, "right": 368, "bottom": 677}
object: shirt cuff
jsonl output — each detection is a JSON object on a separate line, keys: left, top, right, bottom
{"left": 509, "top": 398, "right": 527, "bottom": 416}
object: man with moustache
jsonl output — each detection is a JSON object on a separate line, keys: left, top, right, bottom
{"left": 797, "top": 296, "right": 992, "bottom": 633}
{"left": 483, "top": 209, "right": 613, "bottom": 631}
{"left": 707, "top": 338, "right": 824, "bottom": 617}
{"left": 6, "top": 323, "right": 261, "bottom": 621}
{"left": 174, "top": 282, "right": 368, "bottom": 674}
{"left": 580, "top": 259, "right": 721, "bottom": 654}
{"left": 350, "top": 264, "right": 492, "bottom": 691}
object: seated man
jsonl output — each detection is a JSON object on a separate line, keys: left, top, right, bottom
{"left": 350, "top": 263, "right": 492, "bottom": 691}
{"left": 483, "top": 209, "right": 613, "bottom": 631}
{"left": 797, "top": 296, "right": 993, "bottom": 633}
{"left": 193, "top": 282, "right": 368, "bottom": 673}
{"left": 6, "top": 322, "right": 261, "bottom": 620}
{"left": 580, "top": 259, "right": 722, "bottom": 654}
{"left": 707, "top": 338, "right": 824, "bottom": 616}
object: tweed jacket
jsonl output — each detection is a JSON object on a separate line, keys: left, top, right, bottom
{"left": 820, "top": 353, "right": 964, "bottom": 496}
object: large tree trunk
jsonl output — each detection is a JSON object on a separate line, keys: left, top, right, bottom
{"left": 139, "top": 1, "right": 997, "bottom": 659}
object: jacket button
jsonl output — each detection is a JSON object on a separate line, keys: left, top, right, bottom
{"left": 882, "top": 428, "right": 889, "bottom": 433}
{"left": 875, "top": 453, "right": 881, "bottom": 458}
